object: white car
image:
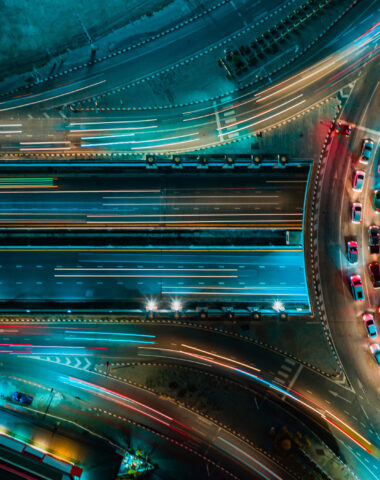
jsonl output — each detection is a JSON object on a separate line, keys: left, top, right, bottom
{"left": 352, "top": 170, "right": 365, "bottom": 192}
{"left": 359, "top": 138, "right": 374, "bottom": 164}
{"left": 352, "top": 203, "right": 362, "bottom": 223}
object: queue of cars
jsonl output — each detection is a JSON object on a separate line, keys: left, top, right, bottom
{"left": 348, "top": 134, "right": 379, "bottom": 366}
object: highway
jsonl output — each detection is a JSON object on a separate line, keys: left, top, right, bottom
{"left": 0, "top": 169, "right": 308, "bottom": 230}
{"left": 0, "top": 1, "right": 379, "bottom": 479}
{"left": 0, "top": 245, "right": 310, "bottom": 312}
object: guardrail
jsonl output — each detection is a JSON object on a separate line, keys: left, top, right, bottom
{"left": 0, "top": 153, "right": 312, "bottom": 168}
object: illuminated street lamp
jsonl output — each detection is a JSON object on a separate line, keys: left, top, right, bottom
{"left": 146, "top": 300, "right": 157, "bottom": 312}
{"left": 272, "top": 300, "right": 285, "bottom": 313}
{"left": 171, "top": 300, "right": 182, "bottom": 312}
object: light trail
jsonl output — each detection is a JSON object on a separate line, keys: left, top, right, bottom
{"left": 162, "top": 291, "right": 309, "bottom": 296}
{"left": 55, "top": 274, "right": 237, "bottom": 278}
{"left": 69, "top": 126, "right": 157, "bottom": 132}
{"left": 217, "top": 437, "right": 283, "bottom": 480}
{"left": 89, "top": 213, "right": 299, "bottom": 217}
{"left": 19, "top": 141, "right": 71, "bottom": 145}
{"left": 64, "top": 330, "right": 155, "bottom": 338}
{"left": 64, "top": 337, "right": 155, "bottom": 344}
{"left": 102, "top": 202, "right": 278, "bottom": 206}
{"left": 63, "top": 376, "right": 189, "bottom": 432}
{"left": 81, "top": 134, "right": 135, "bottom": 140}
{"left": 219, "top": 100, "right": 306, "bottom": 136}
{"left": 69, "top": 120, "right": 157, "bottom": 125}
{"left": 180, "top": 344, "right": 260, "bottom": 372}
{"left": 81, "top": 132, "right": 199, "bottom": 147}
{"left": 131, "top": 138, "right": 199, "bottom": 150}
{"left": 141, "top": 345, "right": 376, "bottom": 454}
{"left": 254, "top": 60, "right": 336, "bottom": 101}
{"left": 0, "top": 80, "right": 106, "bottom": 111}
{"left": 0, "top": 124, "right": 22, "bottom": 127}
{"left": 218, "top": 95, "right": 303, "bottom": 131}
{"left": 0, "top": 190, "right": 161, "bottom": 194}
{"left": 101, "top": 195, "right": 278, "bottom": 199}
{"left": 19, "top": 147, "right": 72, "bottom": 151}
{"left": 0, "top": 130, "right": 22, "bottom": 134}
{"left": 57, "top": 268, "right": 237, "bottom": 271}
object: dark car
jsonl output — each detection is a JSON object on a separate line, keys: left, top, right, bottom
{"left": 350, "top": 275, "right": 365, "bottom": 301}
{"left": 11, "top": 391, "right": 33, "bottom": 406}
{"left": 369, "top": 263, "right": 380, "bottom": 289}
{"left": 368, "top": 225, "right": 379, "bottom": 254}
{"left": 374, "top": 190, "right": 380, "bottom": 214}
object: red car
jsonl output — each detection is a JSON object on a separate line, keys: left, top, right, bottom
{"left": 369, "top": 263, "right": 380, "bottom": 289}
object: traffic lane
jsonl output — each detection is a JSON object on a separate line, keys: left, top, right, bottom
{"left": 316, "top": 69, "right": 380, "bottom": 435}
{"left": 0, "top": 248, "right": 309, "bottom": 308}
{"left": 3, "top": 37, "right": 376, "bottom": 154}
{"left": 1, "top": 356, "right": 293, "bottom": 480}
{"left": 0, "top": 0, "right": 284, "bottom": 111}
{"left": 4, "top": 320, "right": 378, "bottom": 448}
{"left": 2, "top": 323, "right": 377, "bottom": 464}
{"left": 1, "top": 6, "right": 378, "bottom": 151}
{"left": 0, "top": 170, "right": 307, "bottom": 228}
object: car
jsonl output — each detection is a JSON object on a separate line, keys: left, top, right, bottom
{"left": 352, "top": 203, "right": 362, "bottom": 223}
{"left": 369, "top": 344, "right": 380, "bottom": 366}
{"left": 369, "top": 262, "right": 380, "bottom": 289}
{"left": 363, "top": 313, "right": 378, "bottom": 338}
{"left": 347, "top": 240, "right": 359, "bottom": 264}
{"left": 344, "top": 124, "right": 352, "bottom": 136}
{"left": 368, "top": 225, "right": 379, "bottom": 254}
{"left": 352, "top": 170, "right": 365, "bottom": 192}
{"left": 350, "top": 274, "right": 365, "bottom": 301}
{"left": 11, "top": 392, "right": 33, "bottom": 406}
{"left": 333, "top": 121, "right": 341, "bottom": 134}
{"left": 359, "top": 138, "right": 374, "bottom": 164}
{"left": 373, "top": 190, "right": 380, "bottom": 214}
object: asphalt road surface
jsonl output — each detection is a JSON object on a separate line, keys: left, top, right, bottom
{"left": 316, "top": 53, "right": 380, "bottom": 472}
{"left": 0, "top": 2, "right": 378, "bottom": 154}
{"left": 0, "top": 321, "right": 378, "bottom": 478}
{"left": 0, "top": 245, "right": 310, "bottom": 312}
{"left": 0, "top": 169, "right": 308, "bottom": 230}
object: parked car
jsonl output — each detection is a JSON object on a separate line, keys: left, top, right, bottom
{"left": 347, "top": 240, "right": 359, "bottom": 264}
{"left": 373, "top": 190, "right": 380, "bottom": 214}
{"left": 369, "top": 344, "right": 380, "bottom": 366}
{"left": 368, "top": 225, "right": 379, "bottom": 254}
{"left": 11, "top": 392, "right": 33, "bottom": 406}
{"left": 350, "top": 275, "right": 365, "bottom": 301}
{"left": 363, "top": 313, "right": 378, "bottom": 338}
{"left": 344, "top": 124, "right": 352, "bottom": 136}
{"left": 352, "top": 170, "right": 365, "bottom": 192}
{"left": 359, "top": 138, "right": 374, "bottom": 164}
{"left": 333, "top": 121, "right": 341, "bottom": 134}
{"left": 352, "top": 203, "right": 362, "bottom": 223}
{"left": 369, "top": 262, "right": 380, "bottom": 289}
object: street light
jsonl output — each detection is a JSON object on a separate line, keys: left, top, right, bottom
{"left": 171, "top": 300, "right": 182, "bottom": 312}
{"left": 272, "top": 300, "right": 285, "bottom": 312}
{"left": 146, "top": 300, "right": 157, "bottom": 312}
